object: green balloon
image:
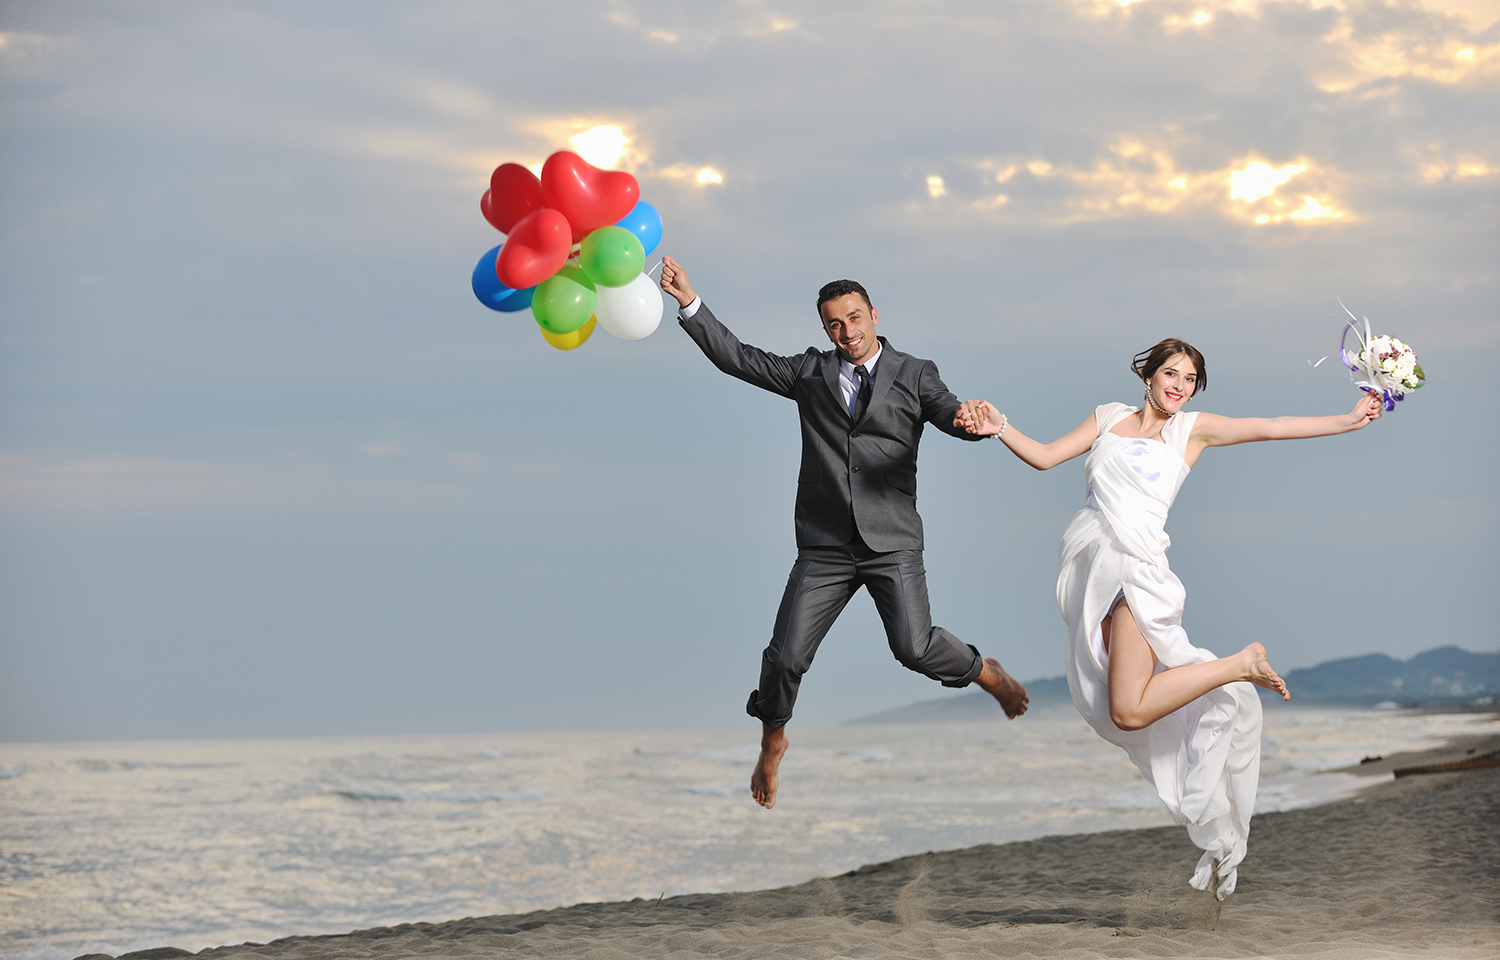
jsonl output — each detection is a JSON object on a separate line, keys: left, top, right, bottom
{"left": 532, "top": 264, "right": 597, "bottom": 334}
{"left": 579, "top": 226, "right": 646, "bottom": 288}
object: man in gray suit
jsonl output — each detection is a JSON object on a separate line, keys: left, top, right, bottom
{"left": 660, "top": 257, "right": 1029, "bottom": 809}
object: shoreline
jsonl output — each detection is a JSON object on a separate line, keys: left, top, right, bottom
{"left": 80, "top": 730, "right": 1500, "bottom": 960}
{"left": 1326, "top": 729, "right": 1500, "bottom": 802}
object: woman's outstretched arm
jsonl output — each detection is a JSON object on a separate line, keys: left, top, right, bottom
{"left": 955, "top": 400, "right": 1097, "bottom": 471}
{"left": 1187, "top": 393, "right": 1382, "bottom": 462}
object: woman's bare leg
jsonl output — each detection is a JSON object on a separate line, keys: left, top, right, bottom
{"left": 1104, "top": 601, "right": 1289, "bottom": 732}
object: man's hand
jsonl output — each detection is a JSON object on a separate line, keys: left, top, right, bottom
{"left": 660, "top": 255, "right": 696, "bottom": 307}
{"left": 954, "top": 399, "right": 1003, "bottom": 436}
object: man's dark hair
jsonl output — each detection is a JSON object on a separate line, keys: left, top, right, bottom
{"left": 816, "top": 280, "right": 873, "bottom": 320}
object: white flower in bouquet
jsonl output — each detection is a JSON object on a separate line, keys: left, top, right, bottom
{"left": 1338, "top": 302, "right": 1425, "bottom": 411}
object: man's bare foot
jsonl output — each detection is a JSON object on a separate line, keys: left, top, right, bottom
{"left": 1241, "top": 642, "right": 1290, "bottom": 701}
{"left": 976, "top": 658, "right": 1029, "bottom": 719}
{"left": 750, "top": 723, "right": 789, "bottom": 809}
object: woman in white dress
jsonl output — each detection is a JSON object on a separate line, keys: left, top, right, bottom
{"left": 956, "top": 339, "right": 1382, "bottom": 898}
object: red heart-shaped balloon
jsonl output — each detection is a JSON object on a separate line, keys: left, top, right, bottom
{"left": 495, "top": 208, "right": 572, "bottom": 290}
{"left": 541, "top": 151, "right": 640, "bottom": 242}
{"left": 480, "top": 189, "right": 501, "bottom": 231}
{"left": 482, "top": 163, "right": 545, "bottom": 233}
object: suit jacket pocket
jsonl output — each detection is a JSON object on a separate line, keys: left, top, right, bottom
{"left": 884, "top": 471, "right": 916, "bottom": 496}
{"left": 799, "top": 464, "right": 823, "bottom": 483}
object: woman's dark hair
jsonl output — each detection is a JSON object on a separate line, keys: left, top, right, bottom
{"left": 816, "top": 279, "right": 873, "bottom": 318}
{"left": 1131, "top": 338, "right": 1207, "bottom": 394}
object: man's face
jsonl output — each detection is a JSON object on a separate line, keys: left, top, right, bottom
{"left": 820, "top": 294, "right": 879, "bottom": 364}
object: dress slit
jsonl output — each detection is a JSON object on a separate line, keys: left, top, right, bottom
{"left": 1057, "top": 402, "right": 1262, "bottom": 899}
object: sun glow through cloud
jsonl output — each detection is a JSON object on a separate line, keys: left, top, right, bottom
{"left": 952, "top": 139, "right": 1359, "bottom": 227}
{"left": 1288, "top": 196, "right": 1341, "bottom": 220}
{"left": 1116, "top": 2, "right": 1498, "bottom": 89}
{"left": 656, "top": 163, "right": 726, "bottom": 185}
{"left": 926, "top": 176, "right": 946, "bottom": 198}
{"left": 1163, "top": 9, "right": 1213, "bottom": 30}
{"left": 1228, "top": 161, "right": 1307, "bottom": 203}
{"left": 1313, "top": 20, "right": 1498, "bottom": 92}
{"left": 1420, "top": 154, "right": 1494, "bottom": 181}
{"left": 1224, "top": 158, "right": 1346, "bottom": 224}
{"left": 568, "top": 126, "right": 630, "bottom": 169}
{"left": 969, "top": 139, "right": 1206, "bottom": 220}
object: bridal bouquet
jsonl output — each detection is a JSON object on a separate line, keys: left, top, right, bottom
{"left": 1339, "top": 304, "right": 1425, "bottom": 411}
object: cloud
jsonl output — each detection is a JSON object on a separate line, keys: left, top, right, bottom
{"left": 0, "top": 452, "right": 486, "bottom": 513}
{"left": 568, "top": 125, "right": 631, "bottom": 169}
{"left": 604, "top": 0, "right": 816, "bottom": 43}
{"left": 0, "top": 0, "right": 1494, "bottom": 744}
{"left": 1, "top": 453, "right": 270, "bottom": 511}
{"left": 0, "top": 29, "right": 75, "bottom": 73}
{"left": 0, "top": 12, "right": 535, "bottom": 185}
{"left": 900, "top": 138, "right": 1355, "bottom": 229}
{"left": 8, "top": 1, "right": 1491, "bottom": 251}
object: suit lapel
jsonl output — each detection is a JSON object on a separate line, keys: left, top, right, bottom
{"left": 856, "top": 340, "right": 902, "bottom": 427}
{"left": 821, "top": 351, "right": 851, "bottom": 420}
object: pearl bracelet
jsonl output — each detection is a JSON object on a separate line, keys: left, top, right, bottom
{"left": 992, "top": 414, "right": 1008, "bottom": 439}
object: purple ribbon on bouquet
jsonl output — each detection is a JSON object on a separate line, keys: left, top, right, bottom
{"left": 1338, "top": 301, "right": 1412, "bottom": 412}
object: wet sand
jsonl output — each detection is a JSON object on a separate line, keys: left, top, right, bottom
{"left": 85, "top": 734, "right": 1500, "bottom": 960}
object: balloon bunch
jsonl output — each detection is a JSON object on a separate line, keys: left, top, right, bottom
{"left": 470, "top": 151, "right": 667, "bottom": 351}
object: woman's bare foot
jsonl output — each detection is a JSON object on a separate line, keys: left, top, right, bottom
{"left": 1242, "top": 643, "right": 1290, "bottom": 701}
{"left": 750, "top": 724, "right": 789, "bottom": 809}
{"left": 976, "top": 658, "right": 1030, "bottom": 718}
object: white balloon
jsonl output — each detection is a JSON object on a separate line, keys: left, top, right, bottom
{"left": 594, "top": 271, "right": 665, "bottom": 340}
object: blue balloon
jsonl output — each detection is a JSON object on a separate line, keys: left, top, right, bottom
{"left": 613, "top": 200, "right": 663, "bottom": 257}
{"left": 471, "top": 245, "right": 535, "bottom": 313}
{"left": 495, "top": 283, "right": 533, "bottom": 312}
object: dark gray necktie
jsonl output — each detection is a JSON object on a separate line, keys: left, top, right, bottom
{"left": 853, "top": 364, "right": 872, "bottom": 421}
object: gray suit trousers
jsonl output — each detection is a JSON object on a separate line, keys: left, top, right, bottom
{"left": 746, "top": 533, "right": 984, "bottom": 729}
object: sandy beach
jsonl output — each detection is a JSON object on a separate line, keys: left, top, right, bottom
{"left": 77, "top": 732, "right": 1498, "bottom": 960}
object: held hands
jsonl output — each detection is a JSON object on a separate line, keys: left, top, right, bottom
{"left": 659, "top": 256, "right": 696, "bottom": 307}
{"left": 955, "top": 399, "right": 1005, "bottom": 437}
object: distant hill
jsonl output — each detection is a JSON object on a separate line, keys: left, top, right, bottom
{"left": 845, "top": 646, "right": 1499, "bottom": 724}
{"left": 1264, "top": 645, "right": 1500, "bottom": 707}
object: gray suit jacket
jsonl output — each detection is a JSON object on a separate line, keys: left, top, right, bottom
{"left": 681, "top": 302, "right": 981, "bottom": 553}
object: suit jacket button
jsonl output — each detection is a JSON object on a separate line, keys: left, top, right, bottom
{"left": 851, "top": 466, "right": 861, "bottom": 473}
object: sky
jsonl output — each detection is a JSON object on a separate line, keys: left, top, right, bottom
{"left": 1, "top": 0, "right": 1496, "bottom": 743}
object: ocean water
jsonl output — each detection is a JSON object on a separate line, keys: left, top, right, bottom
{"left": 2, "top": 707, "right": 1497, "bottom": 960}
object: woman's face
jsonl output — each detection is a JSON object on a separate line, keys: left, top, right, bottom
{"left": 1148, "top": 353, "right": 1198, "bottom": 414}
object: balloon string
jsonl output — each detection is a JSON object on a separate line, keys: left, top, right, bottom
{"left": 646, "top": 259, "right": 664, "bottom": 276}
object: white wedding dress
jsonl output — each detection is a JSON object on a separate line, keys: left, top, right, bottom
{"left": 1056, "top": 402, "right": 1262, "bottom": 899}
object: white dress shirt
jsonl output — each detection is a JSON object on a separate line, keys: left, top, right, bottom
{"left": 837, "top": 348, "right": 881, "bottom": 416}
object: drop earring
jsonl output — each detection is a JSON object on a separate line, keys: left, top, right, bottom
{"left": 1144, "top": 381, "right": 1168, "bottom": 415}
